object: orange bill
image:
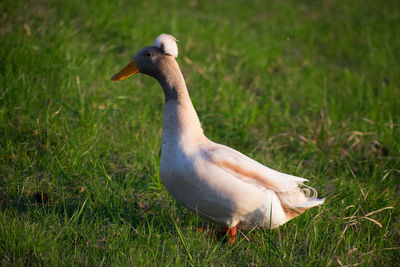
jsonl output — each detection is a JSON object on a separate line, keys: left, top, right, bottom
{"left": 111, "top": 59, "right": 140, "bottom": 81}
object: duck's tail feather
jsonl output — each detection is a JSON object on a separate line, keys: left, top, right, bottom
{"left": 295, "top": 197, "right": 325, "bottom": 208}
{"left": 297, "top": 184, "right": 325, "bottom": 208}
{"left": 276, "top": 184, "right": 324, "bottom": 210}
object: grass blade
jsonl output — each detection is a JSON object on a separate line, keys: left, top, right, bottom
{"left": 172, "top": 218, "right": 194, "bottom": 266}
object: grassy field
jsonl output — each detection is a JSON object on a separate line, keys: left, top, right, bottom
{"left": 1, "top": 0, "right": 399, "bottom": 265}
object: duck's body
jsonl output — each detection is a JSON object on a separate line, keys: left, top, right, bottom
{"left": 112, "top": 34, "right": 324, "bottom": 242}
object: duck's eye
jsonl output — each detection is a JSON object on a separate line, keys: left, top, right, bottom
{"left": 146, "top": 53, "right": 151, "bottom": 57}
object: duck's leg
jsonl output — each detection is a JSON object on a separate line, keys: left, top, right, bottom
{"left": 222, "top": 225, "right": 237, "bottom": 244}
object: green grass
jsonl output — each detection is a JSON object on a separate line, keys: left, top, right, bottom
{"left": 1, "top": 0, "right": 399, "bottom": 265}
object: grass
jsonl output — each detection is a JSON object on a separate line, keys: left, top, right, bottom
{"left": 1, "top": 0, "right": 399, "bottom": 265}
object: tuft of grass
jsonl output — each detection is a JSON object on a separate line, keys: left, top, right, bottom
{"left": 1, "top": 0, "right": 399, "bottom": 265}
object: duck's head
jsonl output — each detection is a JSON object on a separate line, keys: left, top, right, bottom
{"left": 111, "top": 34, "right": 178, "bottom": 81}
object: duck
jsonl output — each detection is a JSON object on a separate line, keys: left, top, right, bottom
{"left": 111, "top": 34, "right": 324, "bottom": 243}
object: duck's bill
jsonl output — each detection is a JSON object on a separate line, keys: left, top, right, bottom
{"left": 111, "top": 59, "right": 140, "bottom": 81}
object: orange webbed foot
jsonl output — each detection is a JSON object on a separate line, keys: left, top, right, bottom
{"left": 222, "top": 225, "right": 237, "bottom": 244}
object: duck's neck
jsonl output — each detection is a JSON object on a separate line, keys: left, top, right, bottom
{"left": 156, "top": 60, "right": 204, "bottom": 145}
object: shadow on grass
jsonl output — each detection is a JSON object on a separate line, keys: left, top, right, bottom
{"left": 0, "top": 185, "right": 212, "bottom": 239}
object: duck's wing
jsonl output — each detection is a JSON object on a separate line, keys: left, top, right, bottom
{"left": 204, "top": 143, "right": 307, "bottom": 192}
{"left": 203, "top": 143, "right": 324, "bottom": 210}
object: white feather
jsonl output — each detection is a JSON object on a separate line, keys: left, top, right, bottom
{"left": 154, "top": 33, "right": 178, "bottom": 58}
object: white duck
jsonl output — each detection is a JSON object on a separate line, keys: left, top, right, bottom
{"left": 112, "top": 34, "right": 324, "bottom": 243}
